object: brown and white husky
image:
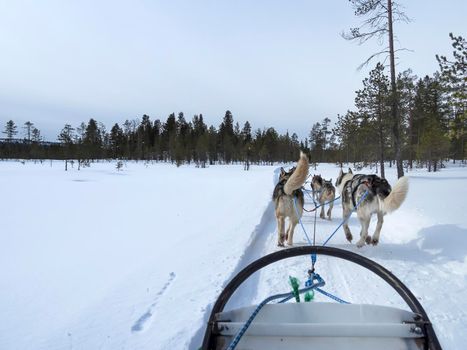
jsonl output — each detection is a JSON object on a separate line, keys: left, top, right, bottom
{"left": 273, "top": 152, "right": 309, "bottom": 246}
{"left": 311, "top": 175, "right": 336, "bottom": 220}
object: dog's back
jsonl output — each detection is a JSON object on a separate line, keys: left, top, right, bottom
{"left": 317, "top": 178, "right": 336, "bottom": 220}
{"left": 319, "top": 179, "right": 335, "bottom": 203}
{"left": 341, "top": 174, "right": 408, "bottom": 213}
{"left": 311, "top": 175, "right": 323, "bottom": 191}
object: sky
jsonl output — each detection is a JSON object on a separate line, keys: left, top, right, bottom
{"left": 0, "top": 0, "right": 465, "bottom": 141}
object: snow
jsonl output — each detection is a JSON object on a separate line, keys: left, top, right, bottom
{"left": 0, "top": 160, "right": 466, "bottom": 349}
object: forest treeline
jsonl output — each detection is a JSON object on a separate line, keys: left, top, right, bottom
{"left": 1, "top": 33, "right": 465, "bottom": 172}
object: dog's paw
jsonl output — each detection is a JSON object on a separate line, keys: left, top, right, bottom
{"left": 286, "top": 241, "right": 294, "bottom": 247}
{"left": 365, "top": 235, "right": 372, "bottom": 245}
{"left": 356, "top": 240, "right": 365, "bottom": 248}
{"left": 277, "top": 242, "right": 285, "bottom": 247}
{"left": 345, "top": 233, "right": 353, "bottom": 242}
{"left": 371, "top": 238, "right": 379, "bottom": 246}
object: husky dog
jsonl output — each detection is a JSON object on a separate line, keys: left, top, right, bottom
{"left": 311, "top": 175, "right": 336, "bottom": 220}
{"left": 311, "top": 174, "right": 323, "bottom": 202}
{"left": 335, "top": 168, "right": 409, "bottom": 248}
{"left": 273, "top": 152, "right": 309, "bottom": 246}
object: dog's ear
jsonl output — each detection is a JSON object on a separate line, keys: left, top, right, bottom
{"left": 280, "top": 167, "right": 285, "bottom": 175}
{"left": 339, "top": 169, "right": 343, "bottom": 176}
{"left": 348, "top": 168, "right": 353, "bottom": 174}
{"left": 329, "top": 178, "right": 332, "bottom": 182}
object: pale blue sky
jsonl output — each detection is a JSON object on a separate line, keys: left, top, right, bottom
{"left": 0, "top": 0, "right": 465, "bottom": 140}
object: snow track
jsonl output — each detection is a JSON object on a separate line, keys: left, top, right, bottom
{"left": 131, "top": 272, "right": 176, "bottom": 333}
{"left": 189, "top": 168, "right": 280, "bottom": 349}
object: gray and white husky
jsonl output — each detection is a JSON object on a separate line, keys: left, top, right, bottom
{"left": 273, "top": 152, "right": 309, "bottom": 247}
{"left": 311, "top": 174, "right": 336, "bottom": 220}
{"left": 335, "top": 168, "right": 409, "bottom": 248}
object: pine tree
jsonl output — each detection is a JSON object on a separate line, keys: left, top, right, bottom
{"left": 23, "top": 121, "right": 34, "bottom": 141}
{"left": 196, "top": 133, "right": 209, "bottom": 168}
{"left": 162, "top": 113, "right": 177, "bottom": 161}
{"left": 240, "top": 121, "right": 253, "bottom": 169}
{"left": 110, "top": 123, "right": 124, "bottom": 158}
{"left": 397, "top": 69, "right": 417, "bottom": 169}
{"left": 414, "top": 75, "right": 450, "bottom": 170}
{"left": 436, "top": 33, "right": 467, "bottom": 161}
{"left": 192, "top": 114, "right": 208, "bottom": 165}
{"left": 354, "top": 63, "right": 391, "bottom": 177}
{"left": 218, "top": 110, "right": 235, "bottom": 163}
{"left": 152, "top": 119, "right": 162, "bottom": 160}
{"left": 83, "top": 118, "right": 102, "bottom": 159}
{"left": 207, "top": 126, "right": 218, "bottom": 164}
{"left": 58, "top": 124, "right": 75, "bottom": 170}
{"left": 333, "top": 112, "right": 361, "bottom": 164}
{"left": 309, "top": 122, "right": 323, "bottom": 162}
{"left": 343, "top": 0, "right": 409, "bottom": 177}
{"left": 3, "top": 120, "right": 18, "bottom": 141}
{"left": 31, "top": 127, "right": 41, "bottom": 142}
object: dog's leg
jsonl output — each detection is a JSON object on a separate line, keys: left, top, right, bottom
{"left": 320, "top": 204, "right": 325, "bottom": 219}
{"left": 371, "top": 212, "right": 384, "bottom": 246}
{"left": 327, "top": 200, "right": 334, "bottom": 220}
{"left": 277, "top": 216, "right": 285, "bottom": 247}
{"left": 342, "top": 207, "right": 353, "bottom": 242}
{"left": 287, "top": 220, "right": 298, "bottom": 246}
{"left": 356, "top": 214, "right": 370, "bottom": 248}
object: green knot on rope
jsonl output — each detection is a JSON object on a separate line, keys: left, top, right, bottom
{"left": 289, "top": 276, "right": 300, "bottom": 302}
{"left": 304, "top": 290, "right": 314, "bottom": 302}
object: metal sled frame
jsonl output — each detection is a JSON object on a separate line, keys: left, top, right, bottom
{"left": 201, "top": 246, "right": 442, "bottom": 350}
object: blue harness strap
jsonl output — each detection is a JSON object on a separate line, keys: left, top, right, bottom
{"left": 226, "top": 278, "right": 325, "bottom": 350}
{"left": 302, "top": 187, "right": 341, "bottom": 212}
{"left": 315, "top": 287, "right": 350, "bottom": 304}
{"left": 322, "top": 190, "right": 369, "bottom": 246}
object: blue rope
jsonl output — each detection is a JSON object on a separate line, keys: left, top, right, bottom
{"left": 225, "top": 298, "right": 272, "bottom": 350}
{"left": 315, "top": 287, "right": 350, "bottom": 304}
{"left": 293, "top": 196, "right": 312, "bottom": 246}
{"left": 293, "top": 196, "right": 318, "bottom": 270}
{"left": 304, "top": 187, "right": 318, "bottom": 206}
{"left": 226, "top": 279, "right": 325, "bottom": 350}
{"left": 302, "top": 187, "right": 341, "bottom": 211}
{"left": 294, "top": 189, "right": 369, "bottom": 305}
{"left": 312, "top": 196, "right": 341, "bottom": 210}
{"left": 322, "top": 190, "right": 369, "bottom": 247}
{"left": 289, "top": 189, "right": 370, "bottom": 308}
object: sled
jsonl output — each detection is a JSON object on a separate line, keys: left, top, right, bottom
{"left": 201, "top": 246, "right": 442, "bottom": 350}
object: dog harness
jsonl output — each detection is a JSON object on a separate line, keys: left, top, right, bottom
{"left": 346, "top": 177, "right": 372, "bottom": 207}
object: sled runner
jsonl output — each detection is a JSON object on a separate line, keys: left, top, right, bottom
{"left": 201, "top": 246, "right": 442, "bottom": 350}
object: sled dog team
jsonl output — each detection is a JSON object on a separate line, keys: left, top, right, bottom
{"left": 273, "top": 152, "right": 409, "bottom": 247}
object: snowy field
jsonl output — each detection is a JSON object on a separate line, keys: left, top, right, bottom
{"left": 1, "top": 160, "right": 466, "bottom": 349}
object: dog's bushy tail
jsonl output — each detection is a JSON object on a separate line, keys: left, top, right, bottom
{"left": 284, "top": 152, "right": 309, "bottom": 195}
{"left": 381, "top": 176, "right": 409, "bottom": 213}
